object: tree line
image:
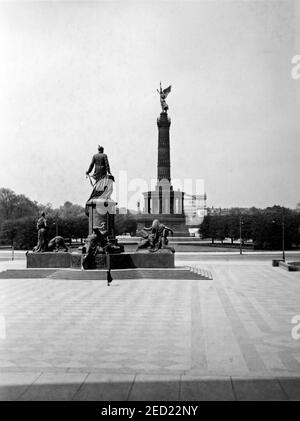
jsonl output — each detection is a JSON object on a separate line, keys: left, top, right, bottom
{"left": 0, "top": 188, "right": 137, "bottom": 250}
{"left": 200, "top": 206, "right": 300, "bottom": 250}
{"left": 1, "top": 187, "right": 299, "bottom": 251}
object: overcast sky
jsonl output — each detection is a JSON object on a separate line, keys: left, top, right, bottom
{"left": 0, "top": 0, "right": 300, "bottom": 210}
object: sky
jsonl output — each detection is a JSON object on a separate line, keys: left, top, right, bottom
{"left": 0, "top": 0, "right": 300, "bottom": 210}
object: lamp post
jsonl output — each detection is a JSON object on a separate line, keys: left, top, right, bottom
{"left": 239, "top": 214, "right": 243, "bottom": 255}
{"left": 272, "top": 212, "right": 285, "bottom": 261}
{"left": 281, "top": 213, "right": 285, "bottom": 261}
{"left": 53, "top": 214, "right": 58, "bottom": 236}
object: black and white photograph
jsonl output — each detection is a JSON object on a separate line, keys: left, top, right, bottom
{"left": 0, "top": 0, "right": 300, "bottom": 407}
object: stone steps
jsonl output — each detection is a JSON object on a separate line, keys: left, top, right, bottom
{"left": 0, "top": 267, "right": 211, "bottom": 280}
{"left": 188, "top": 265, "right": 213, "bottom": 280}
{"left": 0, "top": 269, "right": 57, "bottom": 279}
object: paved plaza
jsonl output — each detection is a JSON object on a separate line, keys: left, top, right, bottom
{"left": 0, "top": 254, "right": 300, "bottom": 400}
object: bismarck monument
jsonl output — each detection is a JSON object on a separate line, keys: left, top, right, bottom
{"left": 85, "top": 145, "right": 117, "bottom": 238}
{"left": 137, "top": 83, "right": 189, "bottom": 236}
{"left": 27, "top": 139, "right": 175, "bottom": 269}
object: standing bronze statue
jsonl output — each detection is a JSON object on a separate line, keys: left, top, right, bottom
{"left": 33, "top": 212, "right": 47, "bottom": 252}
{"left": 86, "top": 145, "right": 115, "bottom": 201}
{"left": 86, "top": 145, "right": 111, "bottom": 182}
{"left": 157, "top": 82, "right": 172, "bottom": 113}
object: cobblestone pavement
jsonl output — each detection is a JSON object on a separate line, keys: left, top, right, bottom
{"left": 0, "top": 259, "right": 300, "bottom": 400}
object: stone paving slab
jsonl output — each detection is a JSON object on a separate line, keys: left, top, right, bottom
{"left": 72, "top": 373, "right": 134, "bottom": 401}
{"left": 18, "top": 372, "right": 87, "bottom": 401}
{"left": 0, "top": 371, "right": 41, "bottom": 401}
{"left": 277, "top": 378, "right": 300, "bottom": 401}
{"left": 0, "top": 371, "right": 299, "bottom": 400}
{"left": 231, "top": 378, "right": 287, "bottom": 401}
{"left": 128, "top": 374, "right": 180, "bottom": 401}
{"left": 180, "top": 376, "right": 235, "bottom": 401}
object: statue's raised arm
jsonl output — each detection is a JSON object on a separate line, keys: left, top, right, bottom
{"left": 157, "top": 82, "right": 171, "bottom": 113}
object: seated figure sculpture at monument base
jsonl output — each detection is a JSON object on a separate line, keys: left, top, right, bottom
{"left": 32, "top": 213, "right": 69, "bottom": 253}
{"left": 136, "top": 219, "right": 175, "bottom": 254}
{"left": 82, "top": 223, "right": 124, "bottom": 270}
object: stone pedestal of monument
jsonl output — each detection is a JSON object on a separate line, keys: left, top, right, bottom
{"left": 85, "top": 197, "right": 116, "bottom": 236}
{"left": 26, "top": 252, "right": 81, "bottom": 269}
{"left": 26, "top": 250, "right": 174, "bottom": 269}
{"left": 109, "top": 250, "right": 174, "bottom": 269}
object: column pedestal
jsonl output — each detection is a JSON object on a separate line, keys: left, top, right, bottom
{"left": 85, "top": 198, "right": 116, "bottom": 237}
